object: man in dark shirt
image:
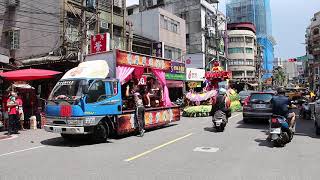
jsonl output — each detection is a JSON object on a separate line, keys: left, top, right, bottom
{"left": 271, "top": 88, "right": 296, "bottom": 129}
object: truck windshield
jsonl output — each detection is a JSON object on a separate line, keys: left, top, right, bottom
{"left": 49, "top": 80, "right": 89, "bottom": 101}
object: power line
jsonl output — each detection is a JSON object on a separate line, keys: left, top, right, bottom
{"left": 18, "top": 0, "right": 60, "bottom": 17}
{"left": 0, "top": 18, "right": 62, "bottom": 28}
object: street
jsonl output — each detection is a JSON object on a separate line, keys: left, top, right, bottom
{"left": 0, "top": 113, "right": 319, "bottom": 180}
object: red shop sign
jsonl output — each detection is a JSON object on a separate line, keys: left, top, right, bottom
{"left": 138, "top": 75, "right": 147, "bottom": 85}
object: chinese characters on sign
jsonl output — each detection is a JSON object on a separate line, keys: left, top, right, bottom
{"left": 170, "top": 62, "right": 185, "bottom": 74}
{"left": 90, "top": 33, "right": 110, "bottom": 54}
{"left": 116, "top": 50, "right": 171, "bottom": 71}
{"left": 186, "top": 68, "right": 205, "bottom": 81}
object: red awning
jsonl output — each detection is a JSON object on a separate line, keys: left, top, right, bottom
{"left": 166, "top": 80, "right": 184, "bottom": 88}
{"left": 0, "top": 68, "right": 61, "bottom": 81}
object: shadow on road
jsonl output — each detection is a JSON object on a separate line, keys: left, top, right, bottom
{"left": 41, "top": 124, "right": 178, "bottom": 147}
{"left": 40, "top": 136, "right": 112, "bottom": 147}
{"left": 236, "top": 119, "right": 268, "bottom": 130}
{"left": 254, "top": 138, "right": 275, "bottom": 148}
{"left": 204, "top": 127, "right": 216, "bottom": 133}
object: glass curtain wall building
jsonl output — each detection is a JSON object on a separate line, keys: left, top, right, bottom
{"left": 226, "top": 0, "right": 275, "bottom": 78}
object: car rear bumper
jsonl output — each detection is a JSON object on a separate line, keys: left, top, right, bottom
{"left": 243, "top": 112, "right": 272, "bottom": 119}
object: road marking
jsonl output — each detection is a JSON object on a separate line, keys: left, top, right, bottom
{"left": 0, "top": 146, "right": 45, "bottom": 157}
{"left": 124, "top": 133, "right": 193, "bottom": 162}
{"left": 193, "top": 147, "right": 219, "bottom": 153}
{"left": 0, "top": 135, "right": 18, "bottom": 142}
{"left": 230, "top": 113, "right": 242, "bottom": 120}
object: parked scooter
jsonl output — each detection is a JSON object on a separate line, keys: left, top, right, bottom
{"left": 212, "top": 110, "right": 228, "bottom": 132}
{"left": 269, "top": 115, "right": 294, "bottom": 147}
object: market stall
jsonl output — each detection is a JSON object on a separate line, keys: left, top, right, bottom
{"left": 0, "top": 69, "right": 61, "bottom": 129}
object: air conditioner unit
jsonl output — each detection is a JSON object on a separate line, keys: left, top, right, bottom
{"left": 5, "top": 0, "right": 19, "bottom": 7}
{"left": 100, "top": 21, "right": 109, "bottom": 30}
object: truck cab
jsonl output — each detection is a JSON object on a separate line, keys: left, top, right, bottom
{"left": 45, "top": 78, "right": 122, "bottom": 142}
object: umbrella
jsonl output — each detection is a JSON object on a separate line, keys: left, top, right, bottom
{"left": 0, "top": 68, "right": 61, "bottom": 81}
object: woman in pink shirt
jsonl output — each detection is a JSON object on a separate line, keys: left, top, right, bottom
{"left": 6, "top": 92, "right": 19, "bottom": 135}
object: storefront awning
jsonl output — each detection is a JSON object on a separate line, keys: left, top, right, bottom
{"left": 167, "top": 80, "right": 184, "bottom": 88}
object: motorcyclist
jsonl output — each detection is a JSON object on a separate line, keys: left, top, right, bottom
{"left": 211, "top": 88, "right": 231, "bottom": 118}
{"left": 271, "top": 87, "right": 296, "bottom": 131}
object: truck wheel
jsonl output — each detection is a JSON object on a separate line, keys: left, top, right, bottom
{"left": 91, "top": 121, "right": 109, "bottom": 143}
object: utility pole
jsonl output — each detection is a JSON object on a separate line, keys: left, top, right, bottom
{"left": 95, "top": 0, "right": 100, "bottom": 34}
{"left": 61, "top": 0, "right": 66, "bottom": 54}
{"left": 215, "top": 2, "right": 219, "bottom": 70}
{"left": 78, "top": 0, "right": 87, "bottom": 62}
{"left": 111, "top": 0, "right": 114, "bottom": 50}
{"left": 122, "top": 0, "right": 126, "bottom": 49}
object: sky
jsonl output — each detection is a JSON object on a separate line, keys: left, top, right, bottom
{"left": 127, "top": 0, "right": 320, "bottom": 59}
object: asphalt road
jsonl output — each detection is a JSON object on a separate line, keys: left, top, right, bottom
{"left": 0, "top": 113, "right": 319, "bottom": 180}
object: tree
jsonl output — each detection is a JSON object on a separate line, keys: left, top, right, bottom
{"left": 273, "top": 67, "right": 286, "bottom": 86}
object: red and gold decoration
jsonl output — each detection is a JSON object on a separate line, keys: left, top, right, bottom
{"left": 116, "top": 50, "right": 171, "bottom": 71}
{"left": 116, "top": 107, "right": 180, "bottom": 135}
{"left": 205, "top": 61, "right": 232, "bottom": 79}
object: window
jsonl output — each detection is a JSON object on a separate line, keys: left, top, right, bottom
{"left": 247, "top": 71, "right": 254, "bottom": 76}
{"left": 160, "top": 15, "right": 180, "bottom": 33}
{"left": 246, "top": 48, "right": 253, "bottom": 53}
{"left": 232, "top": 71, "right": 244, "bottom": 77}
{"left": 315, "top": 67, "right": 319, "bottom": 75}
{"left": 313, "top": 28, "right": 319, "bottom": 35}
{"left": 245, "top": 37, "right": 253, "bottom": 43}
{"left": 247, "top": 59, "right": 254, "bottom": 65}
{"left": 7, "top": 29, "right": 20, "bottom": 50}
{"left": 228, "top": 48, "right": 244, "bottom": 54}
{"left": 164, "top": 45, "right": 182, "bottom": 60}
{"left": 229, "top": 37, "right": 244, "bottom": 42}
{"left": 186, "top": 34, "right": 190, "bottom": 46}
{"left": 86, "top": 80, "right": 106, "bottom": 104}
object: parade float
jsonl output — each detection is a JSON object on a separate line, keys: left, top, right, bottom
{"left": 183, "top": 62, "right": 241, "bottom": 117}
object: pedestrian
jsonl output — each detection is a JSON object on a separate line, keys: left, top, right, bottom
{"left": 16, "top": 93, "right": 25, "bottom": 130}
{"left": 6, "top": 91, "right": 19, "bottom": 135}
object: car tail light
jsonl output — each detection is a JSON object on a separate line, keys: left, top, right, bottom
{"left": 244, "top": 96, "right": 250, "bottom": 106}
{"left": 60, "top": 105, "right": 72, "bottom": 117}
{"left": 271, "top": 118, "right": 278, "bottom": 123}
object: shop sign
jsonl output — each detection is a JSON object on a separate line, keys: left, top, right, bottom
{"left": 152, "top": 42, "right": 164, "bottom": 58}
{"left": 186, "top": 68, "right": 205, "bottom": 81}
{"left": 184, "top": 53, "right": 205, "bottom": 69}
{"left": 138, "top": 75, "right": 147, "bottom": 85}
{"left": 165, "top": 73, "right": 186, "bottom": 81}
{"left": 90, "top": 33, "right": 110, "bottom": 54}
{"left": 116, "top": 50, "right": 171, "bottom": 71}
{"left": 168, "top": 61, "right": 185, "bottom": 74}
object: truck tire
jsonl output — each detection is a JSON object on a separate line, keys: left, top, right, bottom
{"left": 91, "top": 121, "right": 109, "bottom": 143}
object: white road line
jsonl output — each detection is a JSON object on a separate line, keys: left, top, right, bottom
{"left": 230, "top": 113, "right": 242, "bottom": 120}
{"left": 0, "top": 146, "right": 45, "bottom": 157}
{"left": 0, "top": 135, "right": 18, "bottom": 142}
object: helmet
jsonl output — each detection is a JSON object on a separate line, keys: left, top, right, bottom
{"left": 277, "top": 87, "right": 286, "bottom": 94}
{"left": 219, "top": 88, "right": 227, "bottom": 95}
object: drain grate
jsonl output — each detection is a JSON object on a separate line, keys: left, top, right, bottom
{"left": 193, "top": 147, "right": 219, "bottom": 153}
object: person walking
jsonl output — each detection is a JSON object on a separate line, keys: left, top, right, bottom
{"left": 6, "top": 92, "right": 19, "bottom": 135}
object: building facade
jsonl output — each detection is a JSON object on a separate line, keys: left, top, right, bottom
{"left": 306, "top": 11, "right": 320, "bottom": 90}
{"left": 138, "top": 0, "right": 227, "bottom": 70}
{"left": 128, "top": 7, "right": 186, "bottom": 61}
{"left": 226, "top": 0, "right": 275, "bottom": 78}
{"left": 0, "top": 0, "right": 127, "bottom": 68}
{"left": 227, "top": 22, "right": 257, "bottom": 82}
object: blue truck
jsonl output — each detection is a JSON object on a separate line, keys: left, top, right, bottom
{"left": 44, "top": 50, "right": 181, "bottom": 142}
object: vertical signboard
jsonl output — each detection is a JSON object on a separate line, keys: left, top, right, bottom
{"left": 90, "top": 33, "right": 110, "bottom": 54}
{"left": 152, "top": 42, "right": 164, "bottom": 58}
